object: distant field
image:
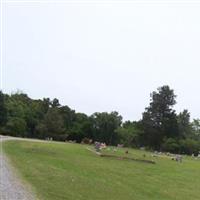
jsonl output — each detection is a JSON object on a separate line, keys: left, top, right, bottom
{"left": 3, "top": 140, "right": 200, "bottom": 200}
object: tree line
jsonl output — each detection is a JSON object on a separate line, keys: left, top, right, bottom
{"left": 0, "top": 85, "right": 200, "bottom": 155}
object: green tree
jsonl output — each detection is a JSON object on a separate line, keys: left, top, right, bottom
{"left": 91, "top": 111, "right": 122, "bottom": 145}
{"left": 6, "top": 117, "right": 27, "bottom": 137}
{"left": 35, "top": 123, "right": 48, "bottom": 139}
{"left": 192, "top": 119, "right": 200, "bottom": 136}
{"left": 191, "top": 119, "right": 200, "bottom": 141}
{"left": 0, "top": 91, "right": 7, "bottom": 127}
{"left": 59, "top": 106, "right": 76, "bottom": 130}
{"left": 142, "top": 85, "right": 178, "bottom": 149}
{"left": 43, "top": 108, "right": 65, "bottom": 138}
{"left": 177, "top": 110, "right": 192, "bottom": 138}
{"left": 51, "top": 98, "right": 60, "bottom": 108}
{"left": 179, "top": 139, "right": 200, "bottom": 155}
{"left": 42, "top": 98, "right": 51, "bottom": 113}
{"left": 69, "top": 113, "right": 92, "bottom": 142}
{"left": 115, "top": 121, "right": 143, "bottom": 147}
{"left": 161, "top": 138, "right": 180, "bottom": 153}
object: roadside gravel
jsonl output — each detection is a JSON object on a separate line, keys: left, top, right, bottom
{"left": 0, "top": 136, "right": 35, "bottom": 200}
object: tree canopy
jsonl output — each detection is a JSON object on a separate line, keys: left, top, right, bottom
{"left": 0, "top": 86, "right": 199, "bottom": 155}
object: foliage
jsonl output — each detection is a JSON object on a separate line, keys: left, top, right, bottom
{"left": 6, "top": 117, "right": 27, "bottom": 137}
{"left": 0, "top": 85, "right": 200, "bottom": 154}
{"left": 91, "top": 112, "right": 122, "bottom": 145}
{"left": 142, "top": 86, "right": 179, "bottom": 149}
{"left": 115, "top": 121, "right": 143, "bottom": 147}
{"left": 177, "top": 110, "right": 192, "bottom": 138}
{"left": 161, "top": 138, "right": 180, "bottom": 153}
{"left": 0, "top": 91, "right": 7, "bottom": 128}
{"left": 179, "top": 139, "right": 200, "bottom": 155}
{"left": 192, "top": 119, "right": 200, "bottom": 136}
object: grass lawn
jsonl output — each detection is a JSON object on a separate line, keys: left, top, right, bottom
{"left": 3, "top": 140, "right": 200, "bottom": 200}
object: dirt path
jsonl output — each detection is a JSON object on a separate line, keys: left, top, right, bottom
{"left": 0, "top": 136, "right": 35, "bottom": 200}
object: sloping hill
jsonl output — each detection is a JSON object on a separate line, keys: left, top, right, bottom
{"left": 0, "top": 137, "right": 35, "bottom": 200}
{"left": 3, "top": 139, "right": 200, "bottom": 200}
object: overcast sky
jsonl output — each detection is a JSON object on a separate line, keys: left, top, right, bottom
{"left": 2, "top": 1, "right": 200, "bottom": 121}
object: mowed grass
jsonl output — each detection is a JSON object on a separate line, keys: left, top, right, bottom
{"left": 3, "top": 140, "right": 200, "bottom": 200}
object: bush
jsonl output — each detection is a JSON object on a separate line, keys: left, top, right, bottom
{"left": 52, "top": 134, "right": 68, "bottom": 141}
{"left": 179, "top": 139, "right": 200, "bottom": 155}
{"left": 6, "top": 117, "right": 27, "bottom": 137}
{"left": 161, "top": 138, "right": 180, "bottom": 153}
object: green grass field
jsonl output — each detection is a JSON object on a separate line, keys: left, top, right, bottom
{"left": 3, "top": 140, "right": 200, "bottom": 200}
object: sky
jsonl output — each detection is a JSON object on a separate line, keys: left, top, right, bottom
{"left": 1, "top": 1, "right": 200, "bottom": 121}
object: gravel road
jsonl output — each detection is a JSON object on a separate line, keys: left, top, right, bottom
{"left": 0, "top": 136, "right": 35, "bottom": 200}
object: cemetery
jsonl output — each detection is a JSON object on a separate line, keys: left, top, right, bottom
{"left": 2, "top": 138, "right": 200, "bottom": 200}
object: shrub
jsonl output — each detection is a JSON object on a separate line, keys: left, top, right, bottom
{"left": 161, "top": 138, "right": 180, "bottom": 153}
{"left": 179, "top": 139, "right": 200, "bottom": 155}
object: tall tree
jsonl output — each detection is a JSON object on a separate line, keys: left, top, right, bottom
{"left": 44, "top": 108, "right": 65, "bottom": 135}
{"left": 91, "top": 111, "right": 122, "bottom": 145}
{"left": 59, "top": 106, "right": 76, "bottom": 130}
{"left": 192, "top": 119, "right": 200, "bottom": 137}
{"left": 69, "top": 113, "right": 92, "bottom": 142}
{"left": 177, "top": 110, "right": 192, "bottom": 138}
{"left": 142, "top": 85, "right": 178, "bottom": 149}
{"left": 0, "top": 91, "right": 7, "bottom": 127}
